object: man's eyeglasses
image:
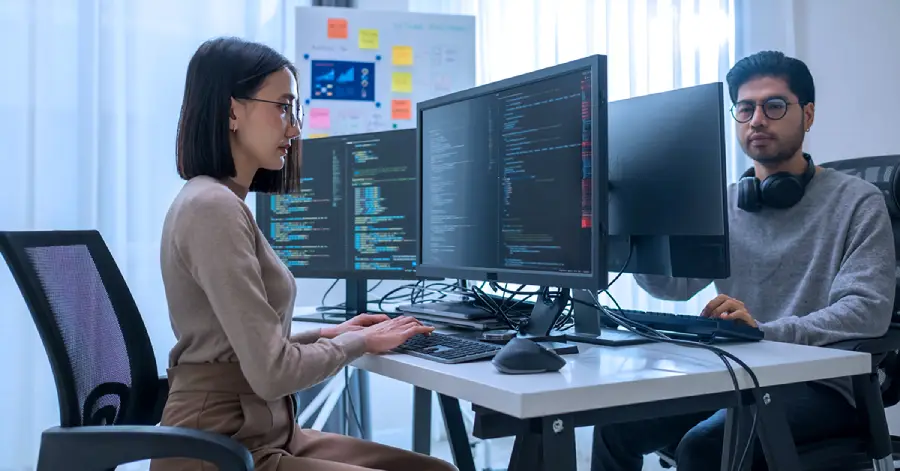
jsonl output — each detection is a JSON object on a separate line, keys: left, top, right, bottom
{"left": 730, "top": 97, "right": 798, "bottom": 123}
{"left": 235, "top": 97, "right": 304, "bottom": 128}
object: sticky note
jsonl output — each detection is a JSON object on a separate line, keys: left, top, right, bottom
{"left": 392, "top": 46, "right": 413, "bottom": 66}
{"left": 391, "top": 72, "right": 413, "bottom": 93}
{"left": 327, "top": 18, "right": 348, "bottom": 39}
{"left": 391, "top": 99, "right": 412, "bottom": 120}
{"left": 308, "top": 133, "right": 329, "bottom": 139}
{"left": 359, "top": 29, "right": 379, "bottom": 49}
{"left": 309, "top": 108, "right": 330, "bottom": 129}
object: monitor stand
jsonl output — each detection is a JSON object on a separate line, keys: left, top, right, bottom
{"left": 518, "top": 287, "right": 570, "bottom": 342}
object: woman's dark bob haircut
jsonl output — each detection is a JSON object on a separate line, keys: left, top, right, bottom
{"left": 176, "top": 36, "right": 301, "bottom": 194}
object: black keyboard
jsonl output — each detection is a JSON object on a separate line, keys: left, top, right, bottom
{"left": 614, "top": 309, "right": 764, "bottom": 342}
{"left": 393, "top": 333, "right": 502, "bottom": 364}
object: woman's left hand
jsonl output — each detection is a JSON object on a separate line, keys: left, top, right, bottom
{"left": 321, "top": 313, "right": 391, "bottom": 338}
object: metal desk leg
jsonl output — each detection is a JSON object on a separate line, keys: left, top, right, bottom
{"left": 507, "top": 427, "right": 542, "bottom": 471}
{"left": 438, "top": 394, "right": 477, "bottom": 471}
{"left": 540, "top": 415, "right": 576, "bottom": 471}
{"left": 412, "top": 387, "right": 432, "bottom": 455}
{"left": 852, "top": 373, "right": 896, "bottom": 471}
{"left": 751, "top": 388, "right": 802, "bottom": 471}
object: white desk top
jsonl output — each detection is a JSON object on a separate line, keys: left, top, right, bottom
{"left": 292, "top": 311, "right": 871, "bottom": 419}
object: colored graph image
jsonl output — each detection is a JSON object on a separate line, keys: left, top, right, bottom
{"left": 311, "top": 60, "right": 375, "bottom": 102}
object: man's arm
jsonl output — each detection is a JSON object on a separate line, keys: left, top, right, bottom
{"left": 759, "top": 193, "right": 896, "bottom": 345}
{"left": 633, "top": 274, "right": 712, "bottom": 302}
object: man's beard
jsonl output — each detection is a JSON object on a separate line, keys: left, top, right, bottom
{"left": 744, "top": 121, "right": 805, "bottom": 165}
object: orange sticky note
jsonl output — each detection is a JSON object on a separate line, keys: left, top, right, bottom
{"left": 327, "top": 18, "right": 348, "bottom": 39}
{"left": 391, "top": 99, "right": 412, "bottom": 120}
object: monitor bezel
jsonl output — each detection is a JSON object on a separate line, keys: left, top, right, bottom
{"left": 256, "top": 128, "right": 423, "bottom": 281}
{"left": 415, "top": 55, "right": 609, "bottom": 290}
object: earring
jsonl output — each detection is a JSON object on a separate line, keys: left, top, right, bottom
{"left": 231, "top": 126, "right": 237, "bottom": 133}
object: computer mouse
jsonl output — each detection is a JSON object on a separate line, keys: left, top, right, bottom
{"left": 491, "top": 337, "right": 567, "bottom": 374}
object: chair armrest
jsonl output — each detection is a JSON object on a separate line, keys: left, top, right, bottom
{"left": 36, "top": 425, "right": 253, "bottom": 471}
{"left": 824, "top": 326, "right": 900, "bottom": 354}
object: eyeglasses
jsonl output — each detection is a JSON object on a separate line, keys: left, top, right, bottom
{"left": 235, "top": 97, "right": 304, "bottom": 128}
{"left": 730, "top": 97, "right": 798, "bottom": 123}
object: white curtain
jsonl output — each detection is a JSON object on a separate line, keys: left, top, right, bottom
{"left": 410, "top": 0, "right": 745, "bottom": 316}
{"left": 0, "top": 0, "right": 311, "bottom": 468}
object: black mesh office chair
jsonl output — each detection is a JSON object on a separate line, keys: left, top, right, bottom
{"left": 0, "top": 230, "right": 253, "bottom": 471}
{"left": 657, "top": 154, "right": 900, "bottom": 470}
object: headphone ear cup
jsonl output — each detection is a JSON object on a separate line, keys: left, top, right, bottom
{"left": 760, "top": 174, "right": 805, "bottom": 209}
{"left": 738, "top": 176, "right": 762, "bottom": 212}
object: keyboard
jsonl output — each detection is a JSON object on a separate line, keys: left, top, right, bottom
{"left": 393, "top": 333, "right": 502, "bottom": 364}
{"left": 613, "top": 309, "right": 764, "bottom": 342}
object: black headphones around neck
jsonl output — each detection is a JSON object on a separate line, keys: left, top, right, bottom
{"left": 737, "top": 153, "right": 817, "bottom": 212}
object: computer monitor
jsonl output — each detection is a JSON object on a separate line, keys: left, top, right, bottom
{"left": 256, "top": 128, "right": 419, "bottom": 281}
{"left": 416, "top": 55, "right": 609, "bottom": 336}
{"left": 606, "top": 82, "right": 730, "bottom": 279}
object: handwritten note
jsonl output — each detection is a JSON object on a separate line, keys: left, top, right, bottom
{"left": 391, "top": 99, "right": 412, "bottom": 120}
{"left": 391, "top": 72, "right": 412, "bottom": 93}
{"left": 308, "top": 133, "right": 329, "bottom": 139}
{"left": 327, "top": 18, "right": 348, "bottom": 39}
{"left": 309, "top": 108, "right": 331, "bottom": 130}
{"left": 392, "top": 46, "right": 413, "bottom": 66}
{"left": 358, "top": 29, "right": 379, "bottom": 49}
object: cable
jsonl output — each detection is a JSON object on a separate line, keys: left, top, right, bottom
{"left": 343, "top": 367, "right": 365, "bottom": 438}
{"left": 581, "top": 290, "right": 758, "bottom": 471}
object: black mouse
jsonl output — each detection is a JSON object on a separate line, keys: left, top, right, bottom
{"left": 491, "top": 337, "right": 567, "bottom": 374}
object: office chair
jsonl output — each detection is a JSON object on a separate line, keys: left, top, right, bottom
{"left": 0, "top": 230, "right": 253, "bottom": 471}
{"left": 657, "top": 154, "right": 900, "bottom": 470}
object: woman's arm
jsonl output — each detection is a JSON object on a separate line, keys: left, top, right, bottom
{"left": 176, "top": 193, "right": 366, "bottom": 401}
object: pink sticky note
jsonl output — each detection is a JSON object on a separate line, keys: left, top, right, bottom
{"left": 309, "top": 108, "right": 331, "bottom": 130}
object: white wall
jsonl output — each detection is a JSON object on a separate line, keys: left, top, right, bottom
{"left": 794, "top": 0, "right": 900, "bottom": 162}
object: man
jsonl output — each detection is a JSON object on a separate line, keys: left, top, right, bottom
{"left": 591, "top": 50, "right": 896, "bottom": 471}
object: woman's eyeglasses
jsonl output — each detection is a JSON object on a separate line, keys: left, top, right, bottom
{"left": 235, "top": 97, "right": 304, "bottom": 128}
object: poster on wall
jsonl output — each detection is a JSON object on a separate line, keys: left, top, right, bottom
{"left": 295, "top": 6, "right": 476, "bottom": 138}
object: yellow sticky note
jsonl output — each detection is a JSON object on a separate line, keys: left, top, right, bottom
{"left": 391, "top": 72, "right": 413, "bottom": 93}
{"left": 392, "top": 46, "right": 413, "bottom": 66}
{"left": 308, "top": 133, "right": 329, "bottom": 139}
{"left": 358, "top": 29, "right": 379, "bottom": 49}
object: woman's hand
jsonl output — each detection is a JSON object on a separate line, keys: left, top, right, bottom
{"left": 321, "top": 313, "right": 391, "bottom": 339}
{"left": 360, "top": 316, "right": 435, "bottom": 353}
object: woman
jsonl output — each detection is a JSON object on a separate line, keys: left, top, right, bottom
{"left": 151, "top": 37, "right": 456, "bottom": 471}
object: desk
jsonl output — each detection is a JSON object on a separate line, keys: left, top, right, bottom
{"left": 292, "top": 314, "right": 872, "bottom": 471}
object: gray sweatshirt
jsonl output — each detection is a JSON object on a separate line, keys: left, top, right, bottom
{"left": 635, "top": 166, "right": 895, "bottom": 404}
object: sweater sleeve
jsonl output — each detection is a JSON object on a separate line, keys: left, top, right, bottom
{"left": 759, "top": 193, "right": 895, "bottom": 345}
{"left": 290, "top": 329, "right": 324, "bottom": 345}
{"left": 633, "top": 274, "right": 712, "bottom": 302}
{"left": 176, "top": 194, "right": 367, "bottom": 401}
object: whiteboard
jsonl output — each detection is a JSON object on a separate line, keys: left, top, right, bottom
{"left": 295, "top": 6, "right": 476, "bottom": 138}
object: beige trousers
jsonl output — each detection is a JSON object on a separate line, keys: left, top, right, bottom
{"left": 149, "top": 363, "right": 457, "bottom": 471}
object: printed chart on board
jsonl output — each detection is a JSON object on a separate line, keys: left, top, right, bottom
{"left": 295, "top": 6, "right": 476, "bottom": 138}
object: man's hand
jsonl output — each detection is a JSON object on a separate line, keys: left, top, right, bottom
{"left": 321, "top": 313, "right": 391, "bottom": 339}
{"left": 701, "top": 294, "right": 758, "bottom": 328}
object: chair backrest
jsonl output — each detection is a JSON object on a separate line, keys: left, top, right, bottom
{"left": 820, "top": 155, "right": 900, "bottom": 407}
{"left": 0, "top": 230, "right": 161, "bottom": 427}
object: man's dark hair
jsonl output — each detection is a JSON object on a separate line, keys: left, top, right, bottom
{"left": 725, "top": 50, "right": 815, "bottom": 106}
{"left": 176, "top": 37, "right": 301, "bottom": 194}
